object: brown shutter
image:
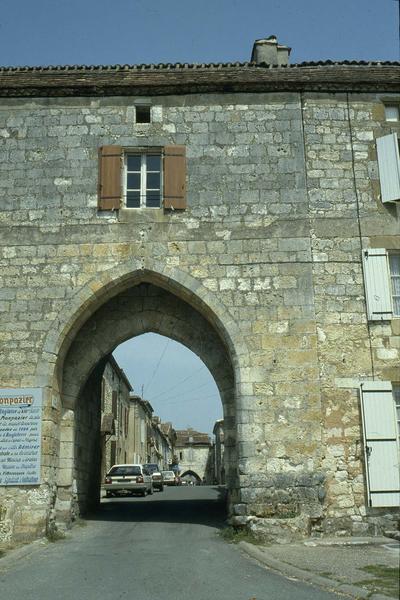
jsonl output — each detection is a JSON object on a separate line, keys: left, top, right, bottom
{"left": 98, "top": 145, "right": 122, "bottom": 210}
{"left": 110, "top": 441, "right": 116, "bottom": 466}
{"left": 112, "top": 391, "right": 118, "bottom": 419}
{"left": 163, "top": 145, "right": 186, "bottom": 210}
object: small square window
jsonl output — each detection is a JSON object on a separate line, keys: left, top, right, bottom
{"left": 135, "top": 105, "right": 151, "bottom": 124}
{"left": 385, "top": 105, "right": 399, "bottom": 122}
{"left": 125, "top": 152, "right": 162, "bottom": 209}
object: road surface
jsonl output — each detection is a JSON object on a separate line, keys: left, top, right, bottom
{"left": 0, "top": 486, "right": 340, "bottom": 600}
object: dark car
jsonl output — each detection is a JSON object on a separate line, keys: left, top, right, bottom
{"left": 143, "top": 463, "right": 164, "bottom": 491}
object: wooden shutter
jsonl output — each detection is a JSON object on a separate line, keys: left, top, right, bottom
{"left": 360, "top": 381, "right": 400, "bottom": 507}
{"left": 111, "top": 390, "right": 118, "bottom": 419}
{"left": 362, "top": 249, "right": 393, "bottom": 320}
{"left": 163, "top": 145, "right": 186, "bottom": 210}
{"left": 98, "top": 145, "right": 122, "bottom": 210}
{"left": 376, "top": 133, "right": 400, "bottom": 203}
{"left": 110, "top": 440, "right": 116, "bottom": 466}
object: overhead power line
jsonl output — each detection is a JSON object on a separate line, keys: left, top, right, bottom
{"left": 149, "top": 364, "right": 206, "bottom": 401}
{"left": 151, "top": 379, "right": 214, "bottom": 405}
{"left": 143, "top": 337, "right": 170, "bottom": 396}
{"left": 160, "top": 391, "right": 221, "bottom": 407}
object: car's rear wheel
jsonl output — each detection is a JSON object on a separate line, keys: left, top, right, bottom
{"left": 159, "top": 485, "right": 164, "bottom": 492}
{"left": 106, "top": 491, "right": 112, "bottom": 498}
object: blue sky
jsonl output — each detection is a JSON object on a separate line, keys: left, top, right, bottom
{"left": 2, "top": 0, "right": 398, "bottom": 434}
{"left": 114, "top": 334, "right": 221, "bottom": 435}
{"left": 0, "top": 0, "right": 398, "bottom": 66}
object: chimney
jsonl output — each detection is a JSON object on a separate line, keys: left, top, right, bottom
{"left": 251, "top": 35, "right": 291, "bottom": 66}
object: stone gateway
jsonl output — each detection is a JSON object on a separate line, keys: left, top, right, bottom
{"left": 0, "top": 36, "right": 399, "bottom": 544}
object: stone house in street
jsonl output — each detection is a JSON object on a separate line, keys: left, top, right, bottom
{"left": 100, "top": 356, "right": 133, "bottom": 481}
{"left": 175, "top": 429, "right": 213, "bottom": 483}
{"left": 126, "top": 396, "right": 175, "bottom": 469}
{"left": 160, "top": 421, "right": 178, "bottom": 468}
{"left": 150, "top": 416, "right": 175, "bottom": 470}
{"left": 126, "top": 394, "right": 153, "bottom": 465}
{"left": 0, "top": 35, "right": 399, "bottom": 544}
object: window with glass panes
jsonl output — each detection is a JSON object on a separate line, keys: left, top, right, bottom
{"left": 389, "top": 254, "right": 400, "bottom": 316}
{"left": 125, "top": 154, "right": 162, "bottom": 208}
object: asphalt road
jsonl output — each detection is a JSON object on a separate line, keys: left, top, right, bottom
{"left": 0, "top": 486, "right": 340, "bottom": 600}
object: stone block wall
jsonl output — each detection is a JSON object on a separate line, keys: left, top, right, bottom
{"left": 0, "top": 89, "right": 399, "bottom": 543}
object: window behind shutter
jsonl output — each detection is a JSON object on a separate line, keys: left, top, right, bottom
{"left": 98, "top": 145, "right": 122, "bottom": 210}
{"left": 362, "top": 249, "right": 393, "bottom": 320}
{"left": 360, "top": 381, "right": 400, "bottom": 507}
{"left": 376, "top": 133, "right": 400, "bottom": 203}
{"left": 163, "top": 145, "right": 186, "bottom": 210}
{"left": 112, "top": 391, "right": 118, "bottom": 419}
{"left": 110, "top": 440, "right": 116, "bottom": 466}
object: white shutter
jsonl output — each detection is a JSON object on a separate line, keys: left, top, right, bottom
{"left": 360, "top": 381, "right": 400, "bottom": 507}
{"left": 362, "top": 249, "right": 393, "bottom": 320}
{"left": 376, "top": 133, "right": 400, "bottom": 203}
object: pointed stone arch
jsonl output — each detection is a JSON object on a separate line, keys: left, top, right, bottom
{"left": 41, "top": 261, "right": 251, "bottom": 526}
{"left": 180, "top": 470, "right": 202, "bottom": 484}
{"left": 37, "top": 259, "right": 247, "bottom": 395}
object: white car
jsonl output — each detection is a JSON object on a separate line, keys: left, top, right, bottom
{"left": 104, "top": 464, "right": 153, "bottom": 497}
{"left": 162, "top": 470, "right": 177, "bottom": 486}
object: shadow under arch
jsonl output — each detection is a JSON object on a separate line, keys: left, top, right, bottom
{"left": 51, "top": 265, "right": 243, "bottom": 522}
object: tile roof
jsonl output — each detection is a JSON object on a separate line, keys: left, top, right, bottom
{"left": 0, "top": 61, "right": 398, "bottom": 96}
{"left": 0, "top": 60, "right": 399, "bottom": 72}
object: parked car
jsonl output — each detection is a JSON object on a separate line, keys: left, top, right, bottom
{"left": 104, "top": 464, "right": 153, "bottom": 497}
{"left": 161, "top": 471, "right": 177, "bottom": 486}
{"left": 143, "top": 463, "right": 164, "bottom": 491}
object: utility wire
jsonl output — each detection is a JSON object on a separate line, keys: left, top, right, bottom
{"left": 149, "top": 364, "right": 206, "bottom": 401}
{"left": 151, "top": 379, "right": 214, "bottom": 405}
{"left": 160, "top": 391, "right": 221, "bottom": 407}
{"left": 143, "top": 337, "right": 170, "bottom": 396}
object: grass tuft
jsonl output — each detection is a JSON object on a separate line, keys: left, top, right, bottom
{"left": 219, "top": 526, "right": 263, "bottom": 545}
{"left": 356, "top": 565, "right": 399, "bottom": 598}
{"left": 46, "top": 528, "right": 66, "bottom": 543}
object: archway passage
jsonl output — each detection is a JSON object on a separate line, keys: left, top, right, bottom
{"left": 57, "top": 279, "right": 237, "bottom": 520}
{"left": 180, "top": 470, "right": 202, "bottom": 484}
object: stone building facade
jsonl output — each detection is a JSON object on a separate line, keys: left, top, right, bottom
{"left": 175, "top": 428, "right": 213, "bottom": 483}
{"left": 100, "top": 356, "right": 133, "bottom": 480}
{"left": 0, "top": 36, "right": 399, "bottom": 544}
{"left": 127, "top": 395, "right": 153, "bottom": 465}
{"left": 150, "top": 416, "right": 175, "bottom": 470}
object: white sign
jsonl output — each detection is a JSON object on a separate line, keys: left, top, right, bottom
{"left": 0, "top": 388, "right": 43, "bottom": 486}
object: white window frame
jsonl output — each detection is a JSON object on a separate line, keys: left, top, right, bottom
{"left": 124, "top": 152, "right": 162, "bottom": 209}
{"left": 393, "top": 384, "right": 400, "bottom": 445}
{"left": 384, "top": 105, "right": 400, "bottom": 122}
{"left": 388, "top": 253, "right": 400, "bottom": 317}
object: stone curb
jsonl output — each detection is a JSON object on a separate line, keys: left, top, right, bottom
{"left": 238, "top": 541, "right": 392, "bottom": 599}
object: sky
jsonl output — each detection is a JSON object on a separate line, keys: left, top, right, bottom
{"left": 2, "top": 0, "right": 398, "bottom": 435}
{"left": 113, "top": 334, "right": 221, "bottom": 435}
{"left": 0, "top": 0, "right": 398, "bottom": 66}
